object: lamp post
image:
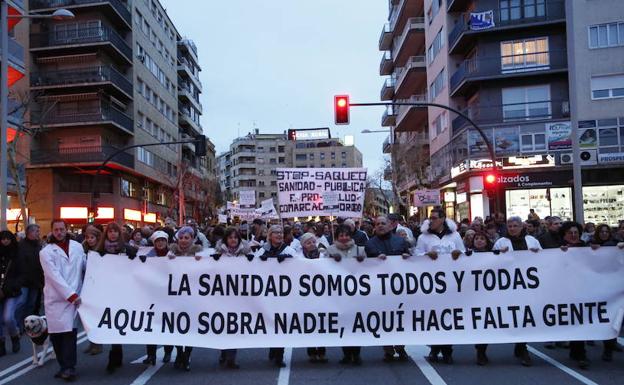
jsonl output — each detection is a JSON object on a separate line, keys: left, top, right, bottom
{"left": 0, "top": 5, "right": 74, "bottom": 229}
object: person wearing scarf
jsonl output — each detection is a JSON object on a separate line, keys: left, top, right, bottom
{"left": 493, "top": 216, "right": 541, "bottom": 367}
{"left": 168, "top": 226, "right": 202, "bottom": 371}
{"left": 81, "top": 226, "right": 103, "bottom": 356}
{"left": 255, "top": 225, "right": 296, "bottom": 367}
{"left": 212, "top": 227, "right": 253, "bottom": 369}
{"left": 95, "top": 222, "right": 140, "bottom": 374}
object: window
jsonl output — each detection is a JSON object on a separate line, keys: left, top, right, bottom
{"left": 501, "top": 37, "right": 549, "bottom": 73}
{"left": 500, "top": 0, "right": 545, "bottom": 23}
{"left": 331, "top": 152, "right": 336, "bottom": 160}
{"left": 427, "top": 0, "right": 442, "bottom": 24}
{"left": 433, "top": 112, "right": 447, "bottom": 135}
{"left": 341, "top": 152, "right": 346, "bottom": 159}
{"left": 320, "top": 153, "right": 325, "bottom": 160}
{"left": 520, "top": 133, "right": 546, "bottom": 152}
{"left": 427, "top": 27, "right": 444, "bottom": 65}
{"left": 589, "top": 22, "right": 624, "bottom": 49}
{"left": 429, "top": 68, "right": 446, "bottom": 100}
{"left": 295, "top": 154, "right": 307, "bottom": 161}
{"left": 271, "top": 181, "right": 277, "bottom": 186}
{"left": 121, "top": 179, "right": 138, "bottom": 198}
{"left": 591, "top": 74, "right": 624, "bottom": 100}
{"left": 502, "top": 85, "right": 550, "bottom": 120}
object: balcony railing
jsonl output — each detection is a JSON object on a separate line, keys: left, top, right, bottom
{"left": 396, "top": 94, "right": 428, "bottom": 125}
{"left": 29, "top": 0, "right": 131, "bottom": 26}
{"left": 30, "top": 145, "right": 134, "bottom": 168}
{"left": 379, "top": 51, "right": 393, "bottom": 76}
{"left": 451, "top": 99, "right": 570, "bottom": 136}
{"left": 31, "top": 65, "right": 132, "bottom": 96}
{"left": 381, "top": 106, "right": 396, "bottom": 127}
{"left": 393, "top": 17, "right": 425, "bottom": 54}
{"left": 380, "top": 77, "right": 395, "bottom": 100}
{"left": 379, "top": 23, "right": 393, "bottom": 51}
{"left": 450, "top": 50, "right": 567, "bottom": 93}
{"left": 395, "top": 55, "right": 426, "bottom": 91}
{"left": 31, "top": 25, "right": 132, "bottom": 61}
{"left": 449, "top": 1, "right": 565, "bottom": 49}
{"left": 37, "top": 102, "right": 133, "bottom": 133}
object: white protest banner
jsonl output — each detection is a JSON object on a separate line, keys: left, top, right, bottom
{"left": 218, "top": 214, "right": 228, "bottom": 224}
{"left": 230, "top": 207, "right": 259, "bottom": 220}
{"left": 226, "top": 201, "right": 234, "bottom": 210}
{"left": 79, "top": 247, "right": 624, "bottom": 349}
{"left": 239, "top": 190, "right": 256, "bottom": 206}
{"left": 276, "top": 168, "right": 367, "bottom": 218}
{"left": 256, "top": 198, "right": 278, "bottom": 219}
{"left": 469, "top": 10, "right": 495, "bottom": 30}
{"left": 413, "top": 189, "right": 440, "bottom": 207}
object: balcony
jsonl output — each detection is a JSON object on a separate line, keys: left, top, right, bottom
{"left": 178, "top": 57, "right": 201, "bottom": 88}
{"left": 379, "top": 23, "right": 393, "bottom": 51}
{"left": 29, "top": 0, "right": 131, "bottom": 29}
{"left": 389, "top": 0, "right": 423, "bottom": 35}
{"left": 448, "top": 1, "right": 565, "bottom": 54}
{"left": 178, "top": 108, "right": 203, "bottom": 136}
{"left": 379, "top": 51, "right": 393, "bottom": 76}
{"left": 30, "top": 25, "right": 132, "bottom": 64}
{"left": 381, "top": 106, "right": 396, "bottom": 127}
{"left": 394, "top": 55, "right": 426, "bottom": 98}
{"left": 395, "top": 94, "right": 428, "bottom": 132}
{"left": 178, "top": 81, "right": 202, "bottom": 113}
{"left": 382, "top": 135, "right": 393, "bottom": 154}
{"left": 393, "top": 17, "right": 425, "bottom": 66}
{"left": 30, "top": 145, "right": 134, "bottom": 169}
{"left": 31, "top": 65, "right": 132, "bottom": 98}
{"left": 384, "top": 165, "right": 393, "bottom": 181}
{"left": 380, "top": 77, "right": 395, "bottom": 101}
{"left": 34, "top": 101, "right": 134, "bottom": 135}
{"left": 450, "top": 50, "right": 567, "bottom": 96}
{"left": 447, "top": 0, "right": 469, "bottom": 12}
{"left": 451, "top": 99, "right": 570, "bottom": 137}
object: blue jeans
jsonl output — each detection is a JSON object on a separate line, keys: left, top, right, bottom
{"left": 0, "top": 295, "right": 21, "bottom": 338}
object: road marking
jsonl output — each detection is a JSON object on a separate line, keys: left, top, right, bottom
{"left": 0, "top": 334, "right": 88, "bottom": 385}
{"left": 404, "top": 346, "right": 448, "bottom": 385}
{"left": 129, "top": 348, "right": 177, "bottom": 385}
{"left": 526, "top": 345, "right": 599, "bottom": 385}
{"left": 276, "top": 348, "right": 293, "bottom": 385}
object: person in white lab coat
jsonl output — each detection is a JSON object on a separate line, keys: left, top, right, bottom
{"left": 39, "top": 219, "right": 86, "bottom": 382}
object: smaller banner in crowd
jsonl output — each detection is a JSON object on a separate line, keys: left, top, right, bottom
{"left": 239, "top": 190, "right": 256, "bottom": 206}
{"left": 413, "top": 189, "right": 440, "bottom": 207}
{"left": 276, "top": 168, "right": 367, "bottom": 218}
{"left": 79, "top": 247, "right": 624, "bottom": 349}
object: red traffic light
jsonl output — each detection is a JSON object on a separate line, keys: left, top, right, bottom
{"left": 334, "top": 95, "right": 350, "bottom": 125}
{"left": 484, "top": 173, "right": 497, "bottom": 185}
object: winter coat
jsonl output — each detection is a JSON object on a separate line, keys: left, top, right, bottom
{"left": 0, "top": 244, "right": 21, "bottom": 298}
{"left": 493, "top": 235, "right": 542, "bottom": 251}
{"left": 39, "top": 239, "right": 86, "bottom": 333}
{"left": 195, "top": 232, "right": 211, "bottom": 249}
{"left": 365, "top": 232, "right": 411, "bottom": 258}
{"left": 254, "top": 242, "right": 297, "bottom": 259}
{"left": 17, "top": 238, "right": 43, "bottom": 289}
{"left": 538, "top": 230, "right": 561, "bottom": 249}
{"left": 289, "top": 238, "right": 302, "bottom": 254}
{"left": 169, "top": 243, "right": 203, "bottom": 257}
{"left": 414, "top": 219, "right": 465, "bottom": 256}
{"left": 327, "top": 240, "right": 366, "bottom": 259}
{"left": 215, "top": 240, "right": 252, "bottom": 257}
{"left": 352, "top": 230, "right": 369, "bottom": 247}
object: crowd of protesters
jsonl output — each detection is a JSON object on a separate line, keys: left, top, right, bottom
{"left": 1, "top": 209, "right": 624, "bottom": 381}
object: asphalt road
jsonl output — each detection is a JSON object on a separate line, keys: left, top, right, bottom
{"left": 0, "top": 334, "right": 622, "bottom": 385}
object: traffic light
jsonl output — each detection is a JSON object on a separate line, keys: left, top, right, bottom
{"left": 484, "top": 173, "right": 497, "bottom": 185}
{"left": 483, "top": 173, "right": 497, "bottom": 197}
{"left": 195, "top": 134, "right": 207, "bottom": 157}
{"left": 334, "top": 95, "right": 350, "bottom": 125}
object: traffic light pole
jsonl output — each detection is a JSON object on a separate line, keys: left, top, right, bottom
{"left": 89, "top": 139, "right": 204, "bottom": 222}
{"left": 350, "top": 101, "right": 499, "bottom": 214}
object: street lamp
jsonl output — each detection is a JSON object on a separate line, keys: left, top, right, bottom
{"left": 1, "top": 5, "right": 75, "bottom": 229}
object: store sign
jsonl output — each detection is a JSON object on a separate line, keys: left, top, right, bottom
{"left": 456, "top": 192, "right": 468, "bottom": 204}
{"left": 451, "top": 159, "right": 502, "bottom": 178}
{"left": 444, "top": 192, "right": 456, "bottom": 202}
{"left": 598, "top": 152, "right": 624, "bottom": 164}
{"left": 497, "top": 171, "right": 572, "bottom": 189}
{"left": 124, "top": 209, "right": 142, "bottom": 222}
{"left": 502, "top": 155, "right": 555, "bottom": 169}
{"left": 287, "top": 128, "right": 331, "bottom": 141}
{"left": 547, "top": 121, "right": 572, "bottom": 150}
{"left": 456, "top": 181, "right": 468, "bottom": 194}
{"left": 413, "top": 189, "right": 441, "bottom": 207}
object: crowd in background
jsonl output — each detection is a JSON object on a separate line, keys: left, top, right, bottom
{"left": 1, "top": 209, "right": 624, "bottom": 381}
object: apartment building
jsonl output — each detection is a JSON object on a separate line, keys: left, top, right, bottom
{"left": 381, "top": 0, "right": 624, "bottom": 224}
{"left": 26, "top": 0, "right": 213, "bottom": 227}
{"left": 219, "top": 129, "right": 363, "bottom": 206}
{"left": 379, "top": 0, "right": 430, "bottom": 217}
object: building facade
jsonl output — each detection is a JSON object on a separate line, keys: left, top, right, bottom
{"left": 26, "top": 0, "right": 213, "bottom": 228}
{"left": 383, "top": 0, "right": 624, "bottom": 225}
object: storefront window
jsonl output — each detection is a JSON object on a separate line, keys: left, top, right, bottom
{"left": 505, "top": 187, "right": 572, "bottom": 221}
{"left": 583, "top": 185, "right": 624, "bottom": 226}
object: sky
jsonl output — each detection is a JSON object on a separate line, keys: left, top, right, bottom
{"left": 161, "top": 0, "right": 390, "bottom": 173}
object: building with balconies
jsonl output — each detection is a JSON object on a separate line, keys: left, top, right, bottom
{"left": 426, "top": 0, "right": 624, "bottom": 225}
{"left": 379, "top": 0, "right": 429, "bottom": 216}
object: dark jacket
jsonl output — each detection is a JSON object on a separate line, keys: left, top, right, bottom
{"left": 365, "top": 232, "right": 410, "bottom": 258}
{"left": 352, "top": 230, "right": 369, "bottom": 247}
{"left": 538, "top": 230, "right": 561, "bottom": 249}
{"left": 17, "top": 238, "right": 43, "bottom": 289}
{"left": 0, "top": 232, "right": 22, "bottom": 298}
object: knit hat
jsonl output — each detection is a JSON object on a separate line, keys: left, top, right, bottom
{"left": 150, "top": 230, "right": 169, "bottom": 243}
{"left": 299, "top": 232, "right": 316, "bottom": 245}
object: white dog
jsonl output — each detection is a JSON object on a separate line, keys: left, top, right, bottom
{"left": 23, "top": 315, "right": 53, "bottom": 367}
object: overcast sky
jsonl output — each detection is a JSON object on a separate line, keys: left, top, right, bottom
{"left": 161, "top": 0, "right": 389, "bottom": 173}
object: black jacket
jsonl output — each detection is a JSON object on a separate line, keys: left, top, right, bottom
{"left": 0, "top": 235, "right": 22, "bottom": 298}
{"left": 17, "top": 238, "right": 43, "bottom": 289}
{"left": 538, "top": 230, "right": 561, "bottom": 249}
{"left": 365, "top": 232, "right": 410, "bottom": 258}
{"left": 352, "top": 230, "right": 369, "bottom": 247}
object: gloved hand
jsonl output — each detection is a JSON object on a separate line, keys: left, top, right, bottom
{"left": 332, "top": 254, "right": 342, "bottom": 262}
{"left": 126, "top": 246, "right": 138, "bottom": 260}
{"left": 277, "top": 255, "right": 286, "bottom": 263}
{"left": 138, "top": 255, "right": 147, "bottom": 263}
{"left": 246, "top": 254, "right": 254, "bottom": 262}
{"left": 259, "top": 254, "right": 268, "bottom": 261}
{"left": 356, "top": 255, "right": 365, "bottom": 262}
{"left": 212, "top": 253, "right": 221, "bottom": 261}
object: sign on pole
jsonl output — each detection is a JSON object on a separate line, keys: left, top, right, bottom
{"left": 413, "top": 189, "right": 441, "bottom": 207}
{"left": 276, "top": 168, "right": 367, "bottom": 218}
{"left": 239, "top": 190, "right": 256, "bottom": 206}
{"left": 256, "top": 198, "right": 279, "bottom": 219}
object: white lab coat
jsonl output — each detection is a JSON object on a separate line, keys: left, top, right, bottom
{"left": 492, "top": 235, "right": 542, "bottom": 251}
{"left": 414, "top": 219, "right": 465, "bottom": 256}
{"left": 39, "top": 240, "right": 86, "bottom": 333}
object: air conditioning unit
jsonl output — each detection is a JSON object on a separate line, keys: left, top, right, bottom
{"left": 560, "top": 149, "right": 597, "bottom": 165}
